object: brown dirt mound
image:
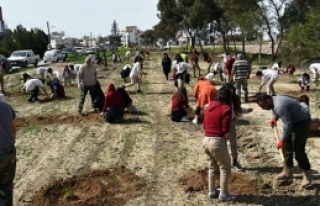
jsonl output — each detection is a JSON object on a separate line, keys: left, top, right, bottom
{"left": 283, "top": 90, "right": 308, "bottom": 98}
{"left": 15, "top": 113, "right": 104, "bottom": 128}
{"left": 31, "top": 166, "right": 144, "bottom": 206}
{"left": 179, "top": 168, "right": 272, "bottom": 195}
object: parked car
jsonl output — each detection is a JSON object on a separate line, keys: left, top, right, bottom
{"left": 61, "top": 47, "right": 74, "bottom": 59}
{"left": 104, "top": 45, "right": 117, "bottom": 51}
{"left": 84, "top": 47, "right": 97, "bottom": 54}
{"left": 8, "top": 50, "right": 40, "bottom": 67}
{"left": 43, "top": 50, "right": 65, "bottom": 63}
{"left": 74, "top": 47, "right": 85, "bottom": 54}
{"left": 0, "top": 54, "right": 12, "bottom": 72}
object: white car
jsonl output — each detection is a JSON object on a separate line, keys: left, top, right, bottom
{"left": 43, "top": 50, "right": 65, "bottom": 63}
{"left": 74, "top": 47, "right": 85, "bottom": 54}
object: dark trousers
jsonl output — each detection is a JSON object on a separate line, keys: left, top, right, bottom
{"left": 78, "top": 85, "right": 95, "bottom": 112}
{"left": 171, "top": 109, "right": 187, "bottom": 122}
{"left": 0, "top": 146, "right": 16, "bottom": 206}
{"left": 195, "top": 106, "right": 201, "bottom": 115}
{"left": 283, "top": 119, "right": 311, "bottom": 170}
{"left": 29, "top": 87, "right": 39, "bottom": 101}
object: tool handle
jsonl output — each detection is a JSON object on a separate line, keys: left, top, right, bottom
{"left": 273, "top": 126, "right": 285, "bottom": 162}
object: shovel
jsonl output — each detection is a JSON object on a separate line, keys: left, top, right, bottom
{"left": 273, "top": 125, "right": 284, "bottom": 163}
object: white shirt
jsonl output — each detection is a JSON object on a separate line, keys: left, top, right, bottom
{"left": 309, "top": 63, "right": 320, "bottom": 74}
{"left": 271, "top": 63, "right": 280, "bottom": 71}
{"left": 123, "top": 64, "right": 132, "bottom": 70}
{"left": 25, "top": 79, "right": 43, "bottom": 91}
{"left": 223, "top": 54, "right": 230, "bottom": 63}
{"left": 37, "top": 67, "right": 48, "bottom": 75}
{"left": 172, "top": 60, "right": 178, "bottom": 70}
{"left": 177, "top": 62, "right": 190, "bottom": 74}
{"left": 129, "top": 62, "right": 142, "bottom": 78}
{"left": 205, "top": 73, "right": 215, "bottom": 80}
{"left": 261, "top": 69, "right": 279, "bottom": 85}
{"left": 213, "top": 63, "right": 223, "bottom": 73}
{"left": 52, "top": 71, "right": 62, "bottom": 80}
{"left": 125, "top": 51, "right": 131, "bottom": 58}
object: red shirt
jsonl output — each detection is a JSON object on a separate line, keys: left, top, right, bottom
{"left": 203, "top": 101, "right": 231, "bottom": 137}
{"left": 225, "top": 58, "right": 235, "bottom": 75}
{"left": 171, "top": 96, "right": 189, "bottom": 111}
{"left": 191, "top": 54, "right": 199, "bottom": 63}
{"left": 102, "top": 84, "right": 123, "bottom": 112}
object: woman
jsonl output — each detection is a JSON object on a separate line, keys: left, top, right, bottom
{"left": 161, "top": 53, "right": 171, "bottom": 80}
{"left": 171, "top": 86, "right": 190, "bottom": 122}
{"left": 124, "top": 56, "right": 147, "bottom": 93}
{"left": 100, "top": 83, "right": 124, "bottom": 123}
{"left": 203, "top": 86, "right": 235, "bottom": 201}
{"left": 224, "top": 83, "right": 253, "bottom": 171}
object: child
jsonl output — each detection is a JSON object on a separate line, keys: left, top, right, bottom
{"left": 68, "top": 64, "right": 76, "bottom": 85}
{"left": 271, "top": 61, "right": 282, "bottom": 74}
{"left": 116, "top": 86, "right": 139, "bottom": 113}
{"left": 62, "top": 65, "right": 71, "bottom": 86}
{"left": 124, "top": 56, "right": 147, "bottom": 93}
{"left": 47, "top": 78, "right": 65, "bottom": 99}
{"left": 191, "top": 50, "right": 200, "bottom": 78}
{"left": 162, "top": 53, "right": 172, "bottom": 81}
{"left": 298, "top": 73, "right": 311, "bottom": 91}
{"left": 22, "top": 73, "right": 49, "bottom": 102}
{"left": 256, "top": 69, "right": 279, "bottom": 96}
{"left": 120, "top": 64, "right": 132, "bottom": 83}
{"left": 203, "top": 52, "right": 212, "bottom": 74}
{"left": 111, "top": 51, "right": 117, "bottom": 69}
{"left": 171, "top": 86, "right": 190, "bottom": 122}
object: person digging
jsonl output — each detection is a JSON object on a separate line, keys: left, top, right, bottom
{"left": 256, "top": 94, "right": 313, "bottom": 189}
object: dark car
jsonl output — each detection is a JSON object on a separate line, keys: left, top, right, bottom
{"left": 61, "top": 47, "right": 74, "bottom": 59}
{"left": 0, "top": 54, "right": 12, "bottom": 73}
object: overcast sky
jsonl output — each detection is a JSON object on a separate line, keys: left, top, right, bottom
{"left": 1, "top": 0, "right": 159, "bottom": 38}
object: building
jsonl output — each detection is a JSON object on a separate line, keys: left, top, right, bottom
{"left": 119, "top": 26, "right": 143, "bottom": 47}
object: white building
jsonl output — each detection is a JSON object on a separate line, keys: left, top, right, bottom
{"left": 119, "top": 26, "right": 143, "bottom": 47}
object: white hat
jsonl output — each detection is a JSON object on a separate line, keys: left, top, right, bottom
{"left": 0, "top": 93, "right": 5, "bottom": 102}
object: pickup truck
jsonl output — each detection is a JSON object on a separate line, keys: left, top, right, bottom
{"left": 8, "top": 50, "right": 40, "bottom": 67}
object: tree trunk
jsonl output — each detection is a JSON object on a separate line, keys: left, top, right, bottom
{"left": 196, "top": 30, "right": 204, "bottom": 54}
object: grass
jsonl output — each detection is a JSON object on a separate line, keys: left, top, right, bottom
{"left": 63, "top": 188, "right": 79, "bottom": 201}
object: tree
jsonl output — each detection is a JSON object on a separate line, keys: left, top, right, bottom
{"left": 140, "top": 29, "right": 156, "bottom": 47}
{"left": 110, "top": 20, "right": 120, "bottom": 45}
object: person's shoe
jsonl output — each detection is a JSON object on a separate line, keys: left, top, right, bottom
{"left": 232, "top": 162, "right": 244, "bottom": 171}
{"left": 180, "top": 116, "right": 190, "bottom": 122}
{"left": 244, "top": 95, "right": 249, "bottom": 103}
{"left": 27, "top": 99, "right": 34, "bottom": 103}
{"left": 208, "top": 189, "right": 220, "bottom": 199}
{"left": 219, "top": 193, "right": 236, "bottom": 202}
{"left": 301, "top": 170, "right": 313, "bottom": 189}
{"left": 192, "top": 118, "right": 198, "bottom": 124}
{"left": 137, "top": 90, "right": 143, "bottom": 93}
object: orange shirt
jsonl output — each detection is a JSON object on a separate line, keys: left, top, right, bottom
{"left": 193, "top": 80, "right": 217, "bottom": 107}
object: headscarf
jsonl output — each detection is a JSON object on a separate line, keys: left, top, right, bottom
{"left": 105, "top": 84, "right": 123, "bottom": 108}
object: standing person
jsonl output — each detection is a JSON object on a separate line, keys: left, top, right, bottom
{"left": 298, "top": 73, "right": 311, "bottom": 91}
{"left": 22, "top": 74, "right": 49, "bottom": 102}
{"left": 68, "top": 64, "right": 76, "bottom": 85}
{"left": 77, "top": 56, "right": 98, "bottom": 115}
{"left": 124, "top": 56, "right": 147, "bottom": 93}
{"left": 256, "top": 94, "right": 313, "bottom": 188}
{"left": 0, "top": 100, "right": 16, "bottom": 206}
{"left": 192, "top": 78, "right": 217, "bottom": 124}
{"left": 100, "top": 83, "right": 124, "bottom": 123}
{"left": 213, "top": 61, "right": 224, "bottom": 82}
{"left": 203, "top": 86, "right": 236, "bottom": 201}
{"left": 0, "top": 59, "right": 6, "bottom": 93}
{"left": 309, "top": 63, "right": 320, "bottom": 81}
{"left": 180, "top": 51, "right": 188, "bottom": 63}
{"left": 171, "top": 86, "right": 190, "bottom": 122}
{"left": 203, "top": 52, "right": 213, "bottom": 74}
{"left": 224, "top": 83, "right": 253, "bottom": 170}
{"left": 224, "top": 56, "right": 236, "bottom": 83}
{"left": 271, "top": 61, "right": 282, "bottom": 74}
{"left": 62, "top": 65, "right": 71, "bottom": 86}
{"left": 111, "top": 52, "right": 117, "bottom": 70}
{"left": 231, "top": 53, "right": 251, "bottom": 102}
{"left": 173, "top": 56, "right": 190, "bottom": 89}
{"left": 256, "top": 69, "right": 279, "bottom": 96}
{"left": 191, "top": 50, "right": 200, "bottom": 78}
{"left": 161, "top": 53, "right": 172, "bottom": 81}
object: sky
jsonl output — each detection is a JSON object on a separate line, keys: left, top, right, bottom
{"left": 1, "top": 0, "right": 160, "bottom": 38}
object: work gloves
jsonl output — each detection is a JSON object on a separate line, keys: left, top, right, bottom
{"left": 277, "top": 140, "right": 285, "bottom": 149}
{"left": 269, "top": 117, "right": 278, "bottom": 127}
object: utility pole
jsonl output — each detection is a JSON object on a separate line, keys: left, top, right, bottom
{"left": 47, "top": 21, "right": 52, "bottom": 49}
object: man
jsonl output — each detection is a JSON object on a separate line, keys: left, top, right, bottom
{"left": 0, "top": 100, "right": 16, "bottom": 206}
{"left": 309, "top": 63, "right": 320, "bottom": 81}
{"left": 78, "top": 56, "right": 98, "bottom": 115}
{"left": 256, "top": 94, "right": 312, "bottom": 188}
{"left": 231, "top": 53, "right": 251, "bottom": 102}
{"left": 256, "top": 69, "right": 279, "bottom": 96}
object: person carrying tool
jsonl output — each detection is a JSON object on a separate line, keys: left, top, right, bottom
{"left": 256, "top": 94, "right": 313, "bottom": 189}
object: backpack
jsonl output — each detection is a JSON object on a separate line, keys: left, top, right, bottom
{"left": 93, "top": 83, "right": 105, "bottom": 111}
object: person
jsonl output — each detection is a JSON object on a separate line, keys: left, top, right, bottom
{"left": 135, "top": 48, "right": 141, "bottom": 57}
{"left": 213, "top": 61, "right": 224, "bottom": 82}
{"left": 111, "top": 51, "right": 117, "bottom": 69}
{"left": 180, "top": 51, "right": 188, "bottom": 63}
{"left": 47, "top": 78, "right": 65, "bottom": 99}
{"left": 68, "top": 64, "right": 77, "bottom": 85}
{"left": 298, "top": 95, "right": 320, "bottom": 129}
{"left": 283, "top": 64, "right": 295, "bottom": 74}
{"left": 0, "top": 100, "right": 16, "bottom": 206}
{"left": 100, "top": 83, "right": 124, "bottom": 123}
{"left": 231, "top": 53, "right": 251, "bottom": 102}
{"left": 256, "top": 94, "right": 312, "bottom": 188}
{"left": 203, "top": 52, "right": 213, "bottom": 74}
{"left": 161, "top": 53, "right": 172, "bottom": 81}
{"left": 47, "top": 68, "right": 62, "bottom": 82}
{"left": 0, "top": 59, "right": 6, "bottom": 93}
{"left": 203, "top": 86, "right": 236, "bottom": 202}
{"left": 223, "top": 52, "right": 230, "bottom": 64}
{"left": 224, "top": 56, "right": 236, "bottom": 83}
{"left": 125, "top": 50, "right": 131, "bottom": 62}
{"left": 77, "top": 56, "right": 99, "bottom": 115}
{"left": 124, "top": 56, "right": 147, "bottom": 93}
{"left": 224, "top": 83, "right": 253, "bottom": 171}
{"left": 22, "top": 73, "right": 49, "bottom": 102}
{"left": 171, "top": 86, "right": 190, "bottom": 122}
{"left": 192, "top": 78, "right": 217, "bottom": 124}
{"left": 173, "top": 55, "right": 190, "bottom": 89}
{"left": 120, "top": 64, "right": 132, "bottom": 83}
{"left": 256, "top": 69, "right": 279, "bottom": 96}
{"left": 191, "top": 50, "right": 200, "bottom": 78}
{"left": 309, "top": 63, "right": 320, "bottom": 81}
{"left": 36, "top": 67, "right": 51, "bottom": 82}
{"left": 116, "top": 86, "right": 138, "bottom": 113}
{"left": 271, "top": 61, "right": 282, "bottom": 74}
{"left": 298, "top": 73, "right": 311, "bottom": 91}
{"left": 145, "top": 50, "right": 150, "bottom": 60}
{"left": 62, "top": 65, "right": 71, "bottom": 86}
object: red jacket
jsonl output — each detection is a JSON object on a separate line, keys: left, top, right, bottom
{"left": 102, "top": 84, "right": 123, "bottom": 112}
{"left": 171, "top": 96, "right": 189, "bottom": 111}
{"left": 203, "top": 100, "right": 231, "bottom": 137}
{"left": 225, "top": 58, "right": 235, "bottom": 75}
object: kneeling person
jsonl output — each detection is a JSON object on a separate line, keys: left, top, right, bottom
{"left": 100, "top": 84, "right": 124, "bottom": 123}
{"left": 47, "top": 78, "right": 65, "bottom": 99}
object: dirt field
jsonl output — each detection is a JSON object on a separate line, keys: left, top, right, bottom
{"left": 4, "top": 54, "right": 320, "bottom": 206}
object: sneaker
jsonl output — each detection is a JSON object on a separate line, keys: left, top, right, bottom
{"left": 137, "top": 90, "right": 143, "bottom": 93}
{"left": 208, "top": 189, "right": 220, "bottom": 199}
{"left": 180, "top": 116, "right": 190, "bottom": 122}
{"left": 192, "top": 118, "right": 198, "bottom": 124}
{"left": 233, "top": 162, "right": 244, "bottom": 171}
{"left": 219, "top": 193, "right": 236, "bottom": 202}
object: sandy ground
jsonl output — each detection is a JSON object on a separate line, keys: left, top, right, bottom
{"left": 3, "top": 55, "right": 320, "bottom": 206}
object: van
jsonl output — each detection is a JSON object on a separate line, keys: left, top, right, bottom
{"left": 43, "top": 50, "right": 65, "bottom": 63}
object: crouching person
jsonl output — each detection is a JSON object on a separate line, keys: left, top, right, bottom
{"left": 100, "top": 84, "right": 124, "bottom": 123}
{"left": 171, "top": 86, "right": 190, "bottom": 122}
{"left": 117, "top": 86, "right": 139, "bottom": 113}
{"left": 47, "top": 78, "right": 65, "bottom": 99}
{"left": 22, "top": 73, "right": 49, "bottom": 102}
